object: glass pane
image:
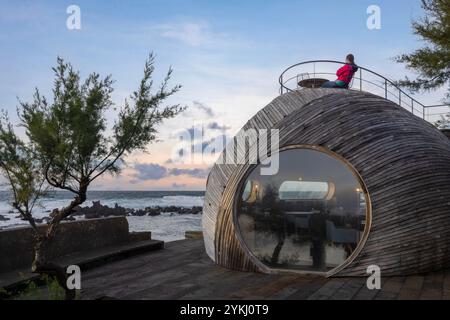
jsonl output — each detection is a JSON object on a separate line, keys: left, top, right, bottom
{"left": 279, "top": 181, "right": 332, "bottom": 200}
{"left": 236, "top": 148, "right": 368, "bottom": 272}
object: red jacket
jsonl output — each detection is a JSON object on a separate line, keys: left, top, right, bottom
{"left": 336, "top": 64, "right": 358, "bottom": 85}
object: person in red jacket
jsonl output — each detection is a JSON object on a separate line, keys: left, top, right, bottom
{"left": 322, "top": 54, "right": 358, "bottom": 88}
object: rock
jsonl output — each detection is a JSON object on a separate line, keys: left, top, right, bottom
{"left": 146, "top": 207, "right": 161, "bottom": 216}
{"left": 133, "top": 209, "right": 147, "bottom": 217}
{"left": 34, "top": 217, "right": 50, "bottom": 224}
{"left": 191, "top": 206, "right": 203, "bottom": 214}
{"left": 177, "top": 206, "right": 203, "bottom": 215}
{"left": 75, "top": 201, "right": 127, "bottom": 219}
{"left": 66, "top": 201, "right": 203, "bottom": 220}
{"left": 162, "top": 205, "right": 179, "bottom": 213}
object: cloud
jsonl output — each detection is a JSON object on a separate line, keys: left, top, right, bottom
{"left": 152, "top": 21, "right": 221, "bottom": 47}
{"left": 170, "top": 125, "right": 202, "bottom": 140}
{"left": 132, "top": 163, "right": 168, "bottom": 181}
{"left": 173, "top": 122, "right": 229, "bottom": 142}
{"left": 195, "top": 134, "right": 228, "bottom": 152}
{"left": 207, "top": 122, "right": 231, "bottom": 131}
{"left": 176, "top": 134, "right": 229, "bottom": 156}
{"left": 172, "top": 183, "right": 187, "bottom": 189}
{"left": 169, "top": 167, "right": 210, "bottom": 179}
{"left": 193, "top": 101, "right": 215, "bottom": 117}
{"left": 181, "top": 126, "right": 203, "bottom": 140}
{"left": 131, "top": 163, "right": 210, "bottom": 182}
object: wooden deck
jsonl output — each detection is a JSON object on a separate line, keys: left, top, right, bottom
{"left": 80, "top": 239, "right": 450, "bottom": 300}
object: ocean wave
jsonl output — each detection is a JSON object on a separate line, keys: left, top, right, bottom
{"left": 0, "top": 192, "right": 205, "bottom": 238}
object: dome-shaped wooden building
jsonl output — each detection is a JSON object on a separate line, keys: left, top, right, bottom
{"left": 202, "top": 88, "right": 450, "bottom": 277}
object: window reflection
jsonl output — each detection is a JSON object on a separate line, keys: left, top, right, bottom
{"left": 236, "top": 148, "right": 368, "bottom": 272}
{"left": 278, "top": 181, "right": 335, "bottom": 200}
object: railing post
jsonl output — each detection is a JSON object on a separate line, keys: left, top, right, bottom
{"left": 399, "top": 90, "right": 401, "bottom": 106}
{"left": 360, "top": 69, "right": 362, "bottom": 91}
{"left": 385, "top": 80, "right": 388, "bottom": 99}
{"left": 423, "top": 107, "right": 426, "bottom": 120}
{"left": 280, "top": 75, "right": 283, "bottom": 94}
{"left": 411, "top": 98, "right": 414, "bottom": 114}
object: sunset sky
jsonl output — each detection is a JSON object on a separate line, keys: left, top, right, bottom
{"left": 0, "top": 0, "right": 445, "bottom": 190}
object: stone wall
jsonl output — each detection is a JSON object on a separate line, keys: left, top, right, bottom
{"left": 0, "top": 217, "right": 129, "bottom": 273}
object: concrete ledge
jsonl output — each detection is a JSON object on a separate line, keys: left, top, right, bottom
{"left": 129, "top": 231, "right": 152, "bottom": 242}
{"left": 0, "top": 217, "right": 130, "bottom": 273}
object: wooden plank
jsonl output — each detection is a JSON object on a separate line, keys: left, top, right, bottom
{"left": 77, "top": 239, "right": 450, "bottom": 300}
{"left": 397, "top": 275, "right": 424, "bottom": 300}
{"left": 285, "top": 277, "right": 329, "bottom": 300}
{"left": 374, "top": 277, "right": 405, "bottom": 300}
{"left": 442, "top": 269, "right": 450, "bottom": 300}
{"left": 330, "top": 277, "right": 367, "bottom": 300}
{"left": 306, "top": 278, "right": 347, "bottom": 300}
{"left": 419, "top": 272, "right": 444, "bottom": 300}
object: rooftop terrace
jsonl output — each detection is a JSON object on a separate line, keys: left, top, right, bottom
{"left": 279, "top": 60, "right": 449, "bottom": 124}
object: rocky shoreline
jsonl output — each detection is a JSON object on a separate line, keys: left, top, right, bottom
{"left": 0, "top": 201, "right": 203, "bottom": 224}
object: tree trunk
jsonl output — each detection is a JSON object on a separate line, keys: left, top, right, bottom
{"left": 32, "top": 237, "right": 76, "bottom": 300}
{"left": 31, "top": 184, "right": 88, "bottom": 300}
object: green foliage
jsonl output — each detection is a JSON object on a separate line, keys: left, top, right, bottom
{"left": 17, "top": 53, "right": 184, "bottom": 198}
{"left": 0, "top": 275, "right": 69, "bottom": 300}
{"left": 395, "top": 0, "right": 450, "bottom": 102}
{"left": 19, "top": 58, "right": 114, "bottom": 191}
{"left": 44, "top": 274, "right": 66, "bottom": 300}
{"left": 0, "top": 287, "right": 8, "bottom": 296}
{"left": 13, "top": 275, "right": 69, "bottom": 300}
{"left": 0, "top": 112, "right": 46, "bottom": 224}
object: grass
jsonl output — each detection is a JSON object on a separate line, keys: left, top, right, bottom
{"left": 1, "top": 274, "right": 81, "bottom": 300}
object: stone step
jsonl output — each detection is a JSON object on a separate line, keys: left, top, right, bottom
{"left": 0, "top": 239, "right": 164, "bottom": 298}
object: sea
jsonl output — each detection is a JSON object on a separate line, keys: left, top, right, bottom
{"left": 0, "top": 190, "right": 205, "bottom": 242}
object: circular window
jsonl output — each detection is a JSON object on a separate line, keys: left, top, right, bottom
{"left": 235, "top": 147, "right": 370, "bottom": 273}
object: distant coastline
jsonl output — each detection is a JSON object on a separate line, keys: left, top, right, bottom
{"left": 0, "top": 190, "right": 205, "bottom": 241}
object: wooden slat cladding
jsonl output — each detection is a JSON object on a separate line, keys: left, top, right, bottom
{"left": 202, "top": 89, "right": 450, "bottom": 276}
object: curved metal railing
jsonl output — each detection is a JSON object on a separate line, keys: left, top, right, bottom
{"left": 279, "top": 60, "right": 449, "bottom": 123}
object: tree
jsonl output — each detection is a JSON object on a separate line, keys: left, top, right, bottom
{"left": 0, "top": 113, "right": 47, "bottom": 230}
{"left": 395, "top": 0, "right": 450, "bottom": 103}
{"left": 0, "top": 53, "right": 184, "bottom": 299}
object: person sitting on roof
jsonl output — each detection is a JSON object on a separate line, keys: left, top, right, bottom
{"left": 321, "top": 54, "right": 358, "bottom": 89}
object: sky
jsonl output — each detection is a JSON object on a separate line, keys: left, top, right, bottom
{"left": 0, "top": 0, "right": 445, "bottom": 191}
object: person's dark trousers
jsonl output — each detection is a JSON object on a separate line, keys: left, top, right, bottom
{"left": 321, "top": 81, "right": 346, "bottom": 88}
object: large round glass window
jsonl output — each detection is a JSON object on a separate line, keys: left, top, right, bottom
{"left": 236, "top": 147, "right": 369, "bottom": 273}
